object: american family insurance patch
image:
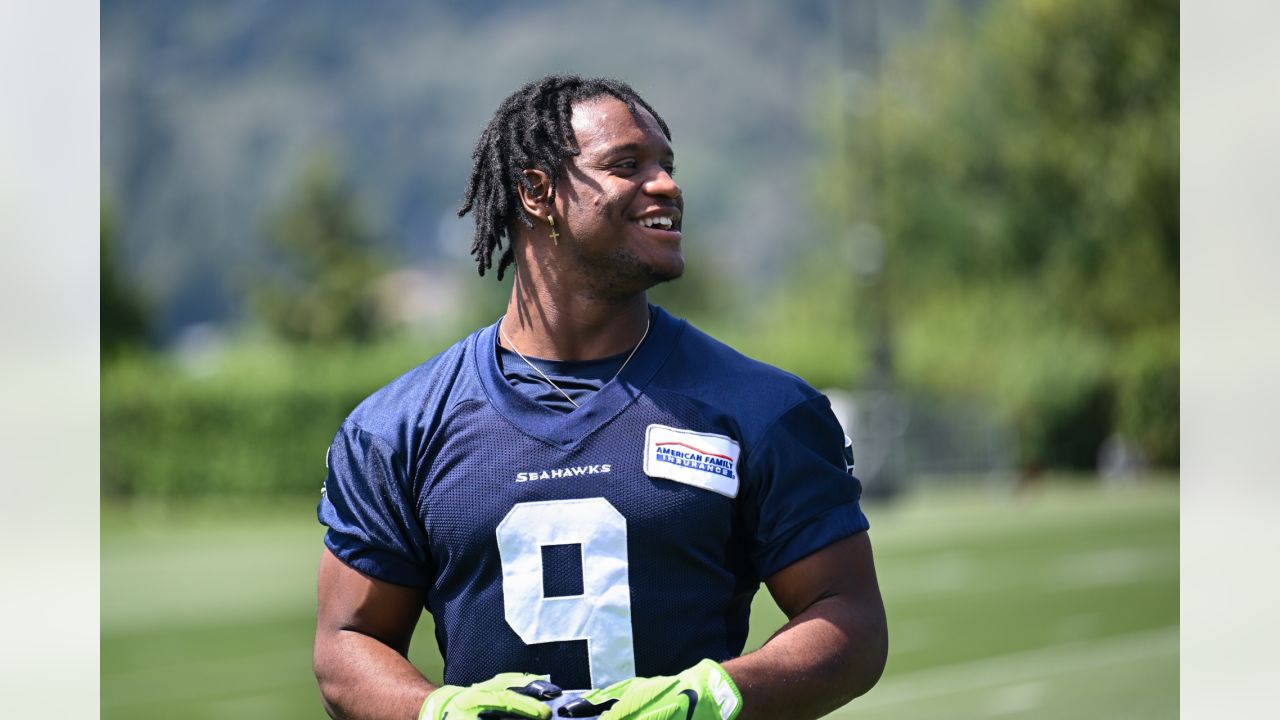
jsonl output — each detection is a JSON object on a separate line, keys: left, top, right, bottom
{"left": 643, "top": 424, "right": 740, "bottom": 498}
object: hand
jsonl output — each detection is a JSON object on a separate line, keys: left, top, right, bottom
{"left": 575, "top": 659, "right": 742, "bottom": 720}
{"left": 419, "top": 673, "right": 561, "bottom": 720}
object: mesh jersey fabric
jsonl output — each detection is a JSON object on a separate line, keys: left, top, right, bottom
{"left": 318, "top": 305, "right": 869, "bottom": 691}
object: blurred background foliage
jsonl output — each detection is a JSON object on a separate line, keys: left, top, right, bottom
{"left": 102, "top": 0, "right": 1177, "bottom": 494}
{"left": 804, "top": 0, "right": 1178, "bottom": 472}
{"left": 254, "top": 157, "right": 390, "bottom": 345}
{"left": 101, "top": 200, "right": 149, "bottom": 358}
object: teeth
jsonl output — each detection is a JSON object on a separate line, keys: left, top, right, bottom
{"left": 640, "top": 216, "right": 673, "bottom": 229}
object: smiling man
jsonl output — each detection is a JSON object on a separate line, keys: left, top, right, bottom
{"left": 313, "top": 75, "right": 887, "bottom": 720}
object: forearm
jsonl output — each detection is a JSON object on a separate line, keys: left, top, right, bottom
{"left": 722, "top": 595, "right": 887, "bottom": 720}
{"left": 315, "top": 628, "right": 437, "bottom": 720}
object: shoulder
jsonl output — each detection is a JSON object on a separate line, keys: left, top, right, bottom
{"left": 341, "top": 325, "right": 490, "bottom": 452}
{"left": 650, "top": 310, "right": 825, "bottom": 442}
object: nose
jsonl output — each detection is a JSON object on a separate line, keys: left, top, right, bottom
{"left": 644, "top": 168, "right": 681, "bottom": 200}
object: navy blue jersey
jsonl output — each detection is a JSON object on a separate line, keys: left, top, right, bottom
{"left": 318, "top": 306, "right": 868, "bottom": 691}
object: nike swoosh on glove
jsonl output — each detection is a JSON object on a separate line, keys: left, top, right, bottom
{"left": 419, "top": 672, "right": 559, "bottom": 720}
{"left": 578, "top": 659, "right": 743, "bottom": 720}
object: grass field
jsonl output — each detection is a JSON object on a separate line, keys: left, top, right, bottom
{"left": 102, "top": 478, "right": 1178, "bottom": 719}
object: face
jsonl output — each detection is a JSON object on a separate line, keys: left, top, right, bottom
{"left": 553, "top": 95, "right": 684, "bottom": 298}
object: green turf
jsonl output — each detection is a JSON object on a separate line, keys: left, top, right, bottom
{"left": 102, "top": 479, "right": 1177, "bottom": 719}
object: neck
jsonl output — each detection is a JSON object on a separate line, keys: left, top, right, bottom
{"left": 500, "top": 246, "right": 651, "bottom": 361}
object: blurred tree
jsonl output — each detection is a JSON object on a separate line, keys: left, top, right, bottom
{"left": 101, "top": 199, "right": 149, "bottom": 357}
{"left": 256, "top": 158, "right": 388, "bottom": 344}
{"left": 807, "top": 0, "right": 1178, "bottom": 468}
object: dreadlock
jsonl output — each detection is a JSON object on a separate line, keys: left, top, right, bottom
{"left": 458, "top": 74, "right": 671, "bottom": 280}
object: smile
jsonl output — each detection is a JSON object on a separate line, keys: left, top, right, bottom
{"left": 638, "top": 216, "right": 674, "bottom": 229}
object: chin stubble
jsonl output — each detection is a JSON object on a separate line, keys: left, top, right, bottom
{"left": 592, "top": 244, "right": 683, "bottom": 297}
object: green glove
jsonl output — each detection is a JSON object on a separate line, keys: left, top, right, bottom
{"left": 580, "top": 659, "right": 743, "bottom": 720}
{"left": 418, "top": 672, "right": 556, "bottom": 720}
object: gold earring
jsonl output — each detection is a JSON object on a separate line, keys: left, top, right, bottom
{"left": 547, "top": 215, "right": 559, "bottom": 246}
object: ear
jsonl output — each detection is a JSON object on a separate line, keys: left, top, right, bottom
{"left": 517, "top": 169, "right": 553, "bottom": 222}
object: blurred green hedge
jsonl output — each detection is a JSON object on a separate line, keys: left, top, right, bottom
{"left": 1113, "top": 328, "right": 1179, "bottom": 467}
{"left": 101, "top": 323, "right": 1176, "bottom": 499}
{"left": 101, "top": 339, "right": 444, "bottom": 498}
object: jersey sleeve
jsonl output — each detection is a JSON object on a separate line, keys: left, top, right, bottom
{"left": 740, "top": 395, "right": 870, "bottom": 580}
{"left": 317, "top": 420, "right": 433, "bottom": 588}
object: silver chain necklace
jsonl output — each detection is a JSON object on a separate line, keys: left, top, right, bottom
{"left": 499, "top": 314, "right": 651, "bottom": 409}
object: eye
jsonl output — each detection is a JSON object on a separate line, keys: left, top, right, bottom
{"left": 663, "top": 164, "right": 677, "bottom": 177}
{"left": 613, "top": 159, "right": 638, "bottom": 170}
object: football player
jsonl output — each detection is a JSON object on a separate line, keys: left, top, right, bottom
{"left": 314, "top": 75, "right": 887, "bottom": 720}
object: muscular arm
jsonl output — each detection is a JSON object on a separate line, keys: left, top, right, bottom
{"left": 721, "top": 532, "right": 888, "bottom": 720}
{"left": 314, "top": 548, "right": 437, "bottom": 720}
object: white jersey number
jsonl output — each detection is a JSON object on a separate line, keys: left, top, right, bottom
{"left": 495, "top": 498, "right": 636, "bottom": 689}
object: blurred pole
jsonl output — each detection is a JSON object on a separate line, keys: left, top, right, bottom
{"left": 833, "top": 0, "right": 901, "bottom": 500}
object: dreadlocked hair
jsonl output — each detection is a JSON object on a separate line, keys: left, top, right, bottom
{"left": 458, "top": 74, "right": 671, "bottom": 280}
